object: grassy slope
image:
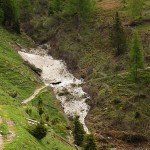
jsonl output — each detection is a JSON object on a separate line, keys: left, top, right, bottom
{"left": 0, "top": 27, "right": 75, "bottom": 150}
{"left": 0, "top": 27, "right": 41, "bottom": 104}
{"left": 19, "top": 0, "right": 150, "bottom": 149}
{"left": 26, "top": 87, "right": 71, "bottom": 138}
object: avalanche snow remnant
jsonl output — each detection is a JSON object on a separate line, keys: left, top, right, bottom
{"left": 18, "top": 49, "right": 90, "bottom": 133}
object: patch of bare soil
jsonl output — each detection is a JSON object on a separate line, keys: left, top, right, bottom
{"left": 99, "top": 0, "right": 121, "bottom": 10}
{"left": 6, "top": 119, "right": 15, "bottom": 143}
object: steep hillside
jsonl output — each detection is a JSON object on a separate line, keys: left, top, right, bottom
{"left": 18, "top": 0, "right": 150, "bottom": 149}
{"left": 0, "top": 27, "right": 75, "bottom": 150}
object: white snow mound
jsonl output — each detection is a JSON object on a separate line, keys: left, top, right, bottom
{"left": 18, "top": 51, "right": 90, "bottom": 133}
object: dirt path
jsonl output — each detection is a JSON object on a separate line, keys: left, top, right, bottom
{"left": 6, "top": 119, "right": 15, "bottom": 143}
{"left": 22, "top": 86, "right": 47, "bottom": 104}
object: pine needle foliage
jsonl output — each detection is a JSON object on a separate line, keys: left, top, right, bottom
{"left": 129, "top": 30, "right": 144, "bottom": 81}
{"left": 73, "top": 116, "right": 85, "bottom": 146}
{"left": 111, "top": 12, "right": 127, "bottom": 56}
{"left": 84, "top": 134, "right": 98, "bottom": 150}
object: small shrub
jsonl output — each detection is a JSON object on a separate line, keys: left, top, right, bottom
{"left": 26, "top": 107, "right": 32, "bottom": 116}
{"left": 8, "top": 91, "right": 17, "bottom": 98}
{"left": 32, "top": 123, "right": 48, "bottom": 140}
{"left": 112, "top": 98, "right": 121, "bottom": 105}
{"left": 134, "top": 112, "right": 141, "bottom": 119}
{"left": 51, "top": 117, "right": 60, "bottom": 125}
{"left": 45, "top": 114, "right": 50, "bottom": 122}
{"left": 38, "top": 107, "right": 44, "bottom": 116}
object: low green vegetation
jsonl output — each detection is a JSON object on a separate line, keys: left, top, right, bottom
{"left": 0, "top": 0, "right": 150, "bottom": 149}
{"left": 87, "top": 69, "right": 150, "bottom": 149}
{"left": 130, "top": 30, "right": 144, "bottom": 80}
{"left": 84, "top": 134, "right": 98, "bottom": 150}
{"left": 0, "top": 27, "right": 75, "bottom": 149}
{"left": 26, "top": 88, "right": 70, "bottom": 138}
{"left": 0, "top": 122, "right": 9, "bottom": 135}
{"left": 0, "top": 27, "right": 41, "bottom": 104}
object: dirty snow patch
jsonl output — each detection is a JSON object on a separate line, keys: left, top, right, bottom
{"left": 18, "top": 51, "right": 90, "bottom": 133}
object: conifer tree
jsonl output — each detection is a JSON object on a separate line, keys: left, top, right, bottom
{"left": 73, "top": 116, "right": 85, "bottom": 146}
{"left": 128, "top": 0, "right": 143, "bottom": 20}
{"left": 38, "top": 99, "right": 44, "bottom": 116}
{"left": 111, "top": 12, "right": 127, "bottom": 56}
{"left": 129, "top": 30, "right": 144, "bottom": 81}
{"left": 84, "top": 134, "right": 98, "bottom": 150}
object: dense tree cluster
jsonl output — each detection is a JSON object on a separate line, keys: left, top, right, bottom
{"left": 0, "top": 0, "right": 20, "bottom": 33}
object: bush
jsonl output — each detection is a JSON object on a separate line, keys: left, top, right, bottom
{"left": 8, "top": 91, "right": 17, "bottom": 98}
{"left": 112, "top": 98, "right": 121, "bottom": 105}
{"left": 26, "top": 107, "right": 32, "bottom": 116}
{"left": 32, "top": 123, "right": 48, "bottom": 140}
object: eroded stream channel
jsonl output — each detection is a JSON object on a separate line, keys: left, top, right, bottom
{"left": 18, "top": 47, "right": 90, "bottom": 133}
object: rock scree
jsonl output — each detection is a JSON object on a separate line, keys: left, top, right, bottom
{"left": 18, "top": 46, "right": 90, "bottom": 134}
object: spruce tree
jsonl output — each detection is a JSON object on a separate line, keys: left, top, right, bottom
{"left": 128, "top": 0, "right": 143, "bottom": 20}
{"left": 129, "top": 30, "right": 144, "bottom": 81}
{"left": 73, "top": 116, "right": 85, "bottom": 146}
{"left": 84, "top": 134, "right": 98, "bottom": 150}
{"left": 111, "top": 12, "right": 127, "bottom": 56}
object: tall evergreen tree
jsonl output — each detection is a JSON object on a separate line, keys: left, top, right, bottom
{"left": 73, "top": 116, "right": 85, "bottom": 146}
{"left": 129, "top": 30, "right": 144, "bottom": 81}
{"left": 128, "top": 0, "right": 143, "bottom": 20}
{"left": 111, "top": 12, "right": 127, "bottom": 56}
{"left": 84, "top": 134, "right": 98, "bottom": 150}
